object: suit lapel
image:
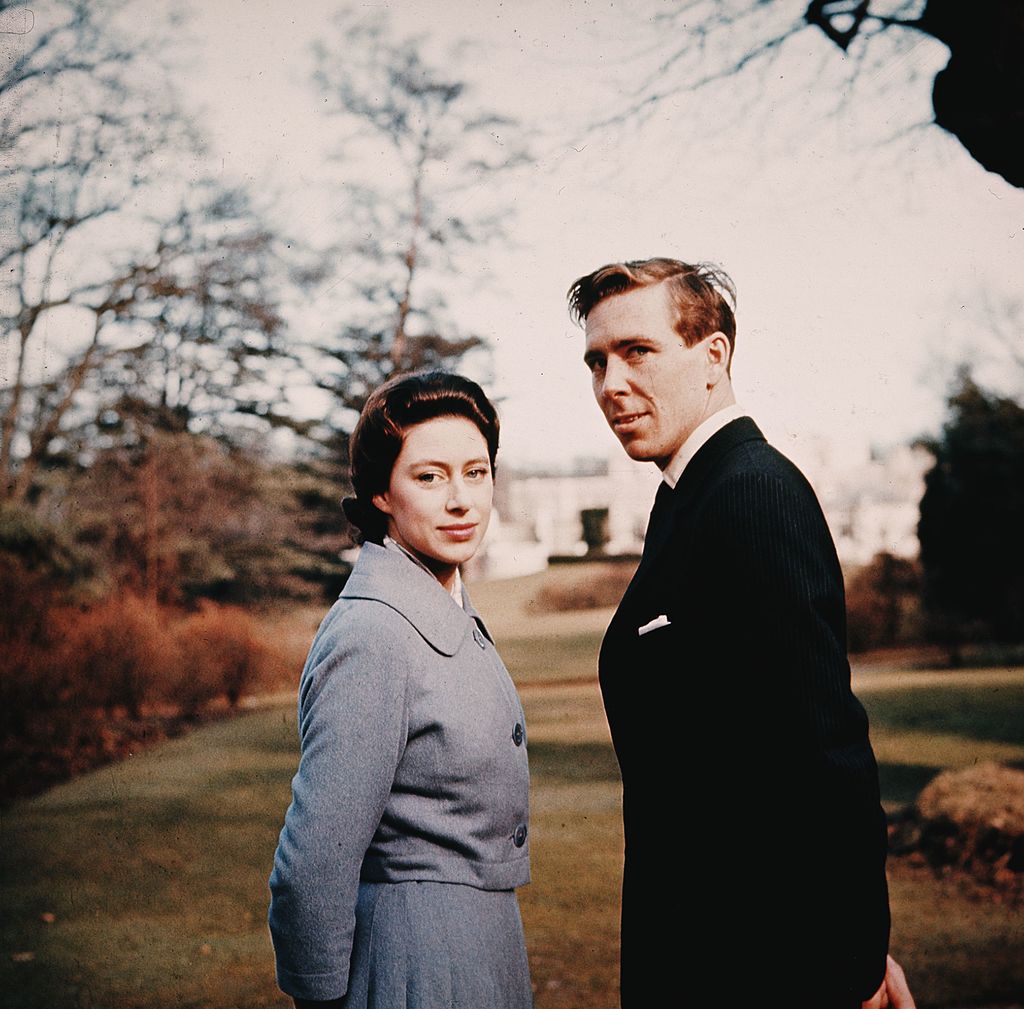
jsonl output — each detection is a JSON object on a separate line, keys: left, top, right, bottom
{"left": 619, "top": 417, "right": 767, "bottom": 610}
{"left": 671, "top": 416, "right": 765, "bottom": 509}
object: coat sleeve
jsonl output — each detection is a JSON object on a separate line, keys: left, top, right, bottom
{"left": 268, "top": 605, "right": 410, "bottom": 1001}
{"left": 705, "top": 467, "right": 890, "bottom": 1000}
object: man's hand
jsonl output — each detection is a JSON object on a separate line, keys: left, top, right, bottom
{"left": 862, "top": 955, "right": 916, "bottom": 1009}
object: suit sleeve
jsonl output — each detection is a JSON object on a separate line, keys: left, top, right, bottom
{"left": 705, "top": 468, "right": 890, "bottom": 1000}
{"left": 268, "top": 608, "right": 410, "bottom": 1001}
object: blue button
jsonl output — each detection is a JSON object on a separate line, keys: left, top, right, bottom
{"left": 512, "top": 723, "right": 524, "bottom": 746}
{"left": 513, "top": 824, "right": 527, "bottom": 848}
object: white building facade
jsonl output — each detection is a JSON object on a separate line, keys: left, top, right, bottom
{"left": 477, "top": 440, "right": 930, "bottom": 580}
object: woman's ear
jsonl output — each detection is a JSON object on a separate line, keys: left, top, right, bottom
{"left": 372, "top": 492, "right": 392, "bottom": 516}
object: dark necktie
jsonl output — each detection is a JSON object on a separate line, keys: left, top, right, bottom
{"left": 641, "top": 480, "right": 675, "bottom": 560}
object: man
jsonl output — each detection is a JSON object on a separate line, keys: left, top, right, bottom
{"left": 567, "top": 259, "right": 913, "bottom": 1008}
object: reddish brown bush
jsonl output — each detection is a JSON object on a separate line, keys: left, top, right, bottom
{"left": 2, "top": 580, "right": 275, "bottom": 801}
{"left": 175, "top": 602, "right": 269, "bottom": 712}
{"left": 0, "top": 559, "right": 64, "bottom": 739}
{"left": 55, "top": 594, "right": 181, "bottom": 717}
{"left": 845, "top": 552, "right": 923, "bottom": 653}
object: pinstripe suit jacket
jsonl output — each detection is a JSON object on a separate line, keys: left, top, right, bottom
{"left": 599, "top": 417, "right": 890, "bottom": 1008}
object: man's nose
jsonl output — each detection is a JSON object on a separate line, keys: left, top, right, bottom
{"left": 600, "top": 357, "right": 629, "bottom": 399}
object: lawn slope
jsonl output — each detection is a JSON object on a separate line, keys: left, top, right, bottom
{"left": 3, "top": 630, "right": 1022, "bottom": 1008}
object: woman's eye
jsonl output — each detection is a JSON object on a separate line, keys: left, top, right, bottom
{"left": 467, "top": 467, "right": 490, "bottom": 480}
{"left": 417, "top": 473, "right": 440, "bottom": 484}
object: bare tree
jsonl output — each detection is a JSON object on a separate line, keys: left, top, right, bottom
{"left": 1, "top": 1, "right": 187, "bottom": 497}
{"left": 308, "top": 9, "right": 529, "bottom": 424}
{"left": 609, "top": 0, "right": 1022, "bottom": 188}
{"left": 69, "top": 186, "right": 300, "bottom": 451}
{"left": 926, "top": 290, "right": 1024, "bottom": 404}
{"left": 70, "top": 428, "right": 328, "bottom": 606}
{"left": 979, "top": 294, "right": 1024, "bottom": 377}
{"left": 2, "top": 177, "right": 299, "bottom": 501}
{"left": 1, "top": 3, "right": 300, "bottom": 502}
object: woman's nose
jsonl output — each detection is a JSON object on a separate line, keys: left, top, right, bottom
{"left": 447, "top": 479, "right": 470, "bottom": 510}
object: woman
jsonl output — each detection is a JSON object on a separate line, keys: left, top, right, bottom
{"left": 269, "top": 371, "right": 532, "bottom": 1009}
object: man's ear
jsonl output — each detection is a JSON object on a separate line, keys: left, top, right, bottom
{"left": 705, "top": 331, "right": 731, "bottom": 384}
{"left": 372, "top": 492, "right": 392, "bottom": 516}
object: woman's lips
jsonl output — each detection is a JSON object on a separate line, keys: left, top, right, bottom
{"left": 438, "top": 523, "right": 477, "bottom": 541}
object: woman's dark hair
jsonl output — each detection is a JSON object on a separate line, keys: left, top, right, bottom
{"left": 342, "top": 371, "right": 500, "bottom": 543}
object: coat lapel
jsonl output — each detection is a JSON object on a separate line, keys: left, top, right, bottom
{"left": 341, "top": 542, "right": 471, "bottom": 656}
{"left": 620, "top": 417, "right": 767, "bottom": 608}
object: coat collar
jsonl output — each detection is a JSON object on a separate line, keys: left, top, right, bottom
{"left": 340, "top": 541, "right": 491, "bottom": 656}
{"left": 670, "top": 415, "right": 765, "bottom": 509}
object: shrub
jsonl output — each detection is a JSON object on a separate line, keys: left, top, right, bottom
{"left": 890, "top": 762, "right": 1024, "bottom": 899}
{"left": 175, "top": 603, "right": 268, "bottom": 711}
{"left": 0, "top": 504, "right": 94, "bottom": 587}
{"left": 845, "top": 552, "right": 923, "bottom": 653}
{"left": 55, "top": 595, "right": 181, "bottom": 717}
{"left": 2, "top": 560, "right": 276, "bottom": 800}
{"left": 0, "top": 559, "right": 63, "bottom": 739}
{"left": 533, "top": 560, "right": 638, "bottom": 613}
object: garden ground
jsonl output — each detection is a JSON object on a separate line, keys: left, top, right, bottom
{"left": 3, "top": 576, "right": 1022, "bottom": 1008}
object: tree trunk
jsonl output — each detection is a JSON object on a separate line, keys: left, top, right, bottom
{"left": 390, "top": 147, "right": 428, "bottom": 370}
{"left": 8, "top": 318, "right": 104, "bottom": 503}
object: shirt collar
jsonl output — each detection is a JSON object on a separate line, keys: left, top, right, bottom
{"left": 662, "top": 404, "right": 748, "bottom": 489}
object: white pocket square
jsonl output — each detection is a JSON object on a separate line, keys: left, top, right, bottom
{"left": 638, "top": 614, "right": 671, "bottom": 636}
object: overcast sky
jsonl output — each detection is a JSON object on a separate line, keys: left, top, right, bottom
{"left": 159, "top": 1, "right": 1024, "bottom": 468}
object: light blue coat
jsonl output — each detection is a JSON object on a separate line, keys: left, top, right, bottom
{"left": 268, "top": 542, "right": 530, "bottom": 1001}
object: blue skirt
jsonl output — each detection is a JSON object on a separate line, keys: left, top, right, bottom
{"left": 342, "top": 880, "right": 533, "bottom": 1008}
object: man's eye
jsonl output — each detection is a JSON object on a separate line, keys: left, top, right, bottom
{"left": 628, "top": 346, "right": 650, "bottom": 359}
{"left": 587, "top": 358, "right": 605, "bottom": 373}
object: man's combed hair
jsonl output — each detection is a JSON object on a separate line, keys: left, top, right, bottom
{"left": 567, "top": 257, "right": 738, "bottom": 355}
{"left": 343, "top": 370, "right": 500, "bottom": 544}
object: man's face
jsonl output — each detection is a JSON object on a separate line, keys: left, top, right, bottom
{"left": 584, "top": 282, "right": 715, "bottom": 469}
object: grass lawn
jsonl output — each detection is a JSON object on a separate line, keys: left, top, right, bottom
{"left": 3, "top": 598, "right": 1023, "bottom": 1008}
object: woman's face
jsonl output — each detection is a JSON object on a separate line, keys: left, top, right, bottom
{"left": 372, "top": 415, "right": 493, "bottom": 589}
